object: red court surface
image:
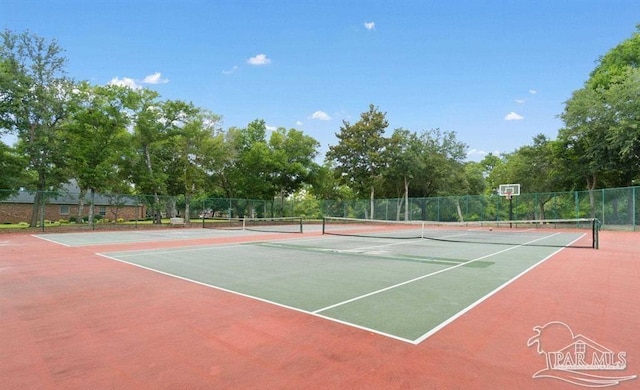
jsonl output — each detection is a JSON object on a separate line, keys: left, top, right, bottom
{"left": 1, "top": 230, "right": 638, "bottom": 389}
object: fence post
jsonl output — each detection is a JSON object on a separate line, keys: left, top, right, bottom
{"left": 633, "top": 187, "right": 637, "bottom": 231}
{"left": 40, "top": 190, "right": 45, "bottom": 232}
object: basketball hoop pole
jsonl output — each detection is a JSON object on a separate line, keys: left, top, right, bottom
{"left": 499, "top": 184, "right": 519, "bottom": 228}
{"left": 508, "top": 195, "right": 513, "bottom": 228}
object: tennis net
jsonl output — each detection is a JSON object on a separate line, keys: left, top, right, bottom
{"left": 322, "top": 217, "right": 601, "bottom": 249}
{"left": 203, "top": 217, "right": 303, "bottom": 233}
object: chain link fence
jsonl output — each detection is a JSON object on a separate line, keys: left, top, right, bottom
{"left": 1, "top": 186, "right": 638, "bottom": 231}
{"left": 317, "top": 187, "right": 639, "bottom": 231}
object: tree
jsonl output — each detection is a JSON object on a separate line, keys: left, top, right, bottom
{"left": 588, "top": 25, "right": 640, "bottom": 90}
{"left": 604, "top": 67, "right": 640, "bottom": 183}
{"left": 0, "top": 142, "right": 28, "bottom": 198}
{"left": 462, "top": 162, "right": 486, "bottom": 196}
{"left": 166, "top": 106, "right": 223, "bottom": 222}
{"left": 126, "top": 89, "right": 177, "bottom": 223}
{"left": 384, "top": 128, "right": 425, "bottom": 220}
{"left": 0, "top": 29, "right": 74, "bottom": 226}
{"left": 493, "top": 135, "right": 570, "bottom": 219}
{"left": 62, "top": 82, "right": 135, "bottom": 224}
{"left": 403, "top": 129, "right": 467, "bottom": 220}
{"left": 326, "top": 104, "right": 389, "bottom": 219}
{"left": 219, "top": 120, "right": 276, "bottom": 216}
{"left": 268, "top": 127, "right": 319, "bottom": 215}
{"left": 559, "top": 24, "right": 640, "bottom": 195}
{"left": 307, "top": 162, "right": 355, "bottom": 206}
{"left": 0, "top": 57, "right": 28, "bottom": 135}
{"left": 558, "top": 86, "right": 613, "bottom": 193}
{"left": 213, "top": 121, "right": 320, "bottom": 217}
{"left": 226, "top": 120, "right": 272, "bottom": 198}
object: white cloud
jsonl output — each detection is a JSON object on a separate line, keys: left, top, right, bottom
{"left": 109, "top": 77, "right": 141, "bottom": 90}
{"left": 222, "top": 65, "right": 238, "bottom": 74}
{"left": 109, "top": 72, "right": 168, "bottom": 89}
{"left": 310, "top": 111, "right": 332, "bottom": 120}
{"left": 266, "top": 125, "right": 277, "bottom": 131}
{"left": 247, "top": 54, "right": 271, "bottom": 65}
{"left": 505, "top": 112, "right": 524, "bottom": 121}
{"left": 142, "top": 72, "right": 168, "bottom": 84}
{"left": 529, "top": 89, "right": 537, "bottom": 94}
{"left": 515, "top": 99, "right": 525, "bottom": 104}
{"left": 466, "top": 148, "right": 502, "bottom": 162}
{"left": 295, "top": 120, "right": 303, "bottom": 126}
{"left": 364, "top": 22, "right": 375, "bottom": 30}
{"left": 467, "top": 148, "right": 487, "bottom": 157}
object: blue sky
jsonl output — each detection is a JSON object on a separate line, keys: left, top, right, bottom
{"left": 2, "top": 0, "right": 639, "bottom": 161}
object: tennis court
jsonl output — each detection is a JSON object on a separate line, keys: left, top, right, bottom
{"left": 95, "top": 228, "right": 582, "bottom": 343}
{"left": 34, "top": 226, "right": 263, "bottom": 246}
{"left": 2, "top": 219, "right": 638, "bottom": 389}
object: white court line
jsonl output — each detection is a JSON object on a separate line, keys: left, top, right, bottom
{"left": 412, "top": 232, "right": 586, "bottom": 344}
{"left": 32, "top": 234, "right": 73, "bottom": 247}
{"left": 96, "top": 230, "right": 584, "bottom": 346}
{"left": 95, "top": 252, "right": 417, "bottom": 344}
{"left": 311, "top": 232, "right": 563, "bottom": 315}
{"left": 103, "top": 234, "right": 345, "bottom": 257}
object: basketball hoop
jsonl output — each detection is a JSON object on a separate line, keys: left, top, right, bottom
{"left": 498, "top": 183, "right": 520, "bottom": 224}
{"left": 498, "top": 184, "right": 520, "bottom": 198}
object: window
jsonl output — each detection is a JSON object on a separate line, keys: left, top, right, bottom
{"left": 60, "top": 205, "right": 70, "bottom": 215}
{"left": 99, "top": 206, "right": 106, "bottom": 216}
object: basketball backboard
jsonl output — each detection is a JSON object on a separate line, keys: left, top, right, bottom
{"left": 498, "top": 184, "right": 521, "bottom": 197}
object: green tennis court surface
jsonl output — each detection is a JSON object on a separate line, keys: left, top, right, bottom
{"left": 33, "top": 228, "right": 269, "bottom": 246}
{"left": 97, "top": 230, "right": 586, "bottom": 343}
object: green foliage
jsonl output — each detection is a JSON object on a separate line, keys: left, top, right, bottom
{"left": 588, "top": 25, "right": 640, "bottom": 89}
{"left": 604, "top": 67, "right": 640, "bottom": 178}
{"left": 560, "top": 69, "right": 640, "bottom": 188}
{"left": 327, "top": 104, "right": 389, "bottom": 197}
{"left": 3, "top": 26, "right": 640, "bottom": 226}
{"left": 0, "top": 142, "right": 28, "bottom": 195}
{"left": 557, "top": 25, "right": 640, "bottom": 190}
{"left": 269, "top": 127, "right": 319, "bottom": 197}
{"left": 62, "top": 83, "right": 135, "bottom": 193}
{"left": 292, "top": 188, "right": 322, "bottom": 219}
{"left": 1, "top": 29, "right": 75, "bottom": 226}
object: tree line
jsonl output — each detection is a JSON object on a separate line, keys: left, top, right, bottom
{"left": 1, "top": 27, "right": 639, "bottom": 226}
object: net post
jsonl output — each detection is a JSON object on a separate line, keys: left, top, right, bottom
{"left": 242, "top": 217, "right": 246, "bottom": 231}
{"left": 593, "top": 218, "right": 600, "bottom": 249}
{"left": 299, "top": 217, "right": 303, "bottom": 233}
{"left": 322, "top": 217, "right": 326, "bottom": 235}
{"left": 421, "top": 222, "right": 425, "bottom": 238}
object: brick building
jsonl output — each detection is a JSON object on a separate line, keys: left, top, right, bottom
{"left": 0, "top": 185, "right": 145, "bottom": 224}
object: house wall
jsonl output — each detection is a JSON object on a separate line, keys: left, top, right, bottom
{"left": 0, "top": 203, "right": 146, "bottom": 224}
